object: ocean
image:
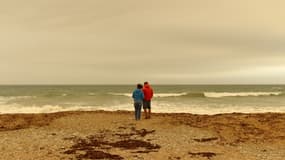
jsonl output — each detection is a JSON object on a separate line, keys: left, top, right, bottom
{"left": 0, "top": 85, "right": 284, "bottom": 114}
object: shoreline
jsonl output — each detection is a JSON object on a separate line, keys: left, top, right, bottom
{"left": 0, "top": 111, "right": 284, "bottom": 159}
{"left": 0, "top": 110, "right": 284, "bottom": 130}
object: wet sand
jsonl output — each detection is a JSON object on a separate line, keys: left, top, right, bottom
{"left": 0, "top": 111, "right": 284, "bottom": 160}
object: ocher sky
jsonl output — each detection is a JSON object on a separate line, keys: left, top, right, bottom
{"left": 1, "top": 0, "right": 285, "bottom": 84}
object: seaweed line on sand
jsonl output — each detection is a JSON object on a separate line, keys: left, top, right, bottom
{"left": 63, "top": 127, "right": 160, "bottom": 159}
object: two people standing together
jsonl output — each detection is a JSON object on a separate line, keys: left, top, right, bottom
{"left": 132, "top": 82, "right": 153, "bottom": 120}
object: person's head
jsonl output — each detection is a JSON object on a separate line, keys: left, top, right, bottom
{"left": 144, "top": 81, "right": 149, "bottom": 85}
{"left": 137, "top": 84, "right": 143, "bottom": 89}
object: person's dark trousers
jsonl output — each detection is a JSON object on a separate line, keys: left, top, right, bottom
{"left": 134, "top": 102, "right": 142, "bottom": 120}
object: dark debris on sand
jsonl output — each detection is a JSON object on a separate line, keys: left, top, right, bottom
{"left": 77, "top": 150, "right": 123, "bottom": 160}
{"left": 193, "top": 137, "right": 219, "bottom": 142}
{"left": 111, "top": 139, "right": 160, "bottom": 150}
{"left": 63, "top": 127, "right": 160, "bottom": 159}
{"left": 0, "top": 112, "right": 71, "bottom": 131}
{"left": 173, "top": 113, "right": 285, "bottom": 145}
{"left": 115, "top": 128, "right": 155, "bottom": 138}
{"left": 188, "top": 152, "right": 217, "bottom": 160}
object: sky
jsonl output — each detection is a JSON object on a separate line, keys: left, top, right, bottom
{"left": 0, "top": 0, "right": 285, "bottom": 84}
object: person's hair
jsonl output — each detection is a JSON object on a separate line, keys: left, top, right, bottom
{"left": 137, "top": 84, "right": 143, "bottom": 89}
{"left": 144, "top": 81, "right": 149, "bottom": 85}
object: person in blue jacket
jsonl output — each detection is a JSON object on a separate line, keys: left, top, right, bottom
{"left": 132, "top": 84, "right": 144, "bottom": 120}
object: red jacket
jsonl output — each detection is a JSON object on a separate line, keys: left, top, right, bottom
{"left": 142, "top": 84, "right": 153, "bottom": 101}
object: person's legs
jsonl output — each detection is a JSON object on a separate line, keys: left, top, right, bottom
{"left": 134, "top": 102, "right": 142, "bottom": 120}
{"left": 144, "top": 109, "right": 147, "bottom": 119}
{"left": 148, "top": 101, "right": 151, "bottom": 118}
{"left": 145, "top": 100, "right": 151, "bottom": 119}
{"left": 143, "top": 100, "right": 148, "bottom": 119}
{"left": 137, "top": 103, "right": 142, "bottom": 120}
{"left": 134, "top": 103, "right": 138, "bottom": 120}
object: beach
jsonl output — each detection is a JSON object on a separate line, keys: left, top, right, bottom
{"left": 0, "top": 111, "right": 284, "bottom": 160}
{"left": 2, "top": 0, "right": 285, "bottom": 159}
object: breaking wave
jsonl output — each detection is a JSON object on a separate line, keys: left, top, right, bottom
{"left": 0, "top": 104, "right": 98, "bottom": 114}
{"left": 109, "top": 91, "right": 283, "bottom": 98}
{"left": 204, "top": 92, "right": 283, "bottom": 98}
{"left": 108, "top": 92, "right": 188, "bottom": 98}
{"left": 1, "top": 103, "right": 285, "bottom": 115}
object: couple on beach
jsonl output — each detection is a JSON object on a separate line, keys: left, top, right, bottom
{"left": 132, "top": 82, "right": 154, "bottom": 120}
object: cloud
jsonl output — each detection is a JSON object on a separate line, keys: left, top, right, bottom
{"left": 0, "top": 0, "right": 285, "bottom": 84}
{"left": 152, "top": 29, "right": 285, "bottom": 53}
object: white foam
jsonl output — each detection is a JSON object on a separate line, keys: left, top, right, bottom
{"left": 149, "top": 101, "right": 285, "bottom": 115}
{"left": 204, "top": 92, "right": 282, "bottom": 98}
{"left": 0, "top": 96, "right": 35, "bottom": 100}
{"left": 108, "top": 93, "right": 132, "bottom": 97}
{"left": 108, "top": 92, "right": 188, "bottom": 98}
{"left": 0, "top": 97, "right": 14, "bottom": 105}
{"left": 0, "top": 103, "right": 285, "bottom": 115}
{"left": 0, "top": 104, "right": 97, "bottom": 114}
{"left": 109, "top": 92, "right": 283, "bottom": 98}
{"left": 1, "top": 97, "right": 285, "bottom": 115}
{"left": 154, "top": 93, "right": 188, "bottom": 97}
{"left": 271, "top": 87, "right": 283, "bottom": 90}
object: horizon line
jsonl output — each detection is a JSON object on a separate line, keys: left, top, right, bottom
{"left": 0, "top": 83, "right": 284, "bottom": 86}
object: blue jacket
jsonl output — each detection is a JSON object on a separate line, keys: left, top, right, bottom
{"left": 132, "top": 89, "right": 144, "bottom": 103}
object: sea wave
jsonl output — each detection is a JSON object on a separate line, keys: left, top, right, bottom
{"left": 0, "top": 103, "right": 136, "bottom": 114}
{"left": 108, "top": 91, "right": 283, "bottom": 98}
{"left": 108, "top": 92, "right": 188, "bottom": 98}
{"left": 271, "top": 87, "right": 283, "bottom": 90}
{"left": 204, "top": 92, "right": 283, "bottom": 98}
{"left": 154, "top": 93, "right": 188, "bottom": 97}
{"left": 0, "top": 104, "right": 97, "bottom": 114}
{"left": 0, "top": 96, "right": 36, "bottom": 105}
{"left": 108, "top": 93, "right": 132, "bottom": 97}
{"left": 1, "top": 103, "right": 285, "bottom": 114}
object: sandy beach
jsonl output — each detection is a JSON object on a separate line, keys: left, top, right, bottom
{"left": 0, "top": 111, "right": 284, "bottom": 160}
{"left": 2, "top": 0, "right": 285, "bottom": 159}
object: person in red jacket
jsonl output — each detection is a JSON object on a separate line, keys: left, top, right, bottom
{"left": 142, "top": 81, "right": 154, "bottom": 119}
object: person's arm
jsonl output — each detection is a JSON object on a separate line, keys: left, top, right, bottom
{"left": 151, "top": 89, "right": 154, "bottom": 98}
{"left": 141, "top": 91, "right": 144, "bottom": 100}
